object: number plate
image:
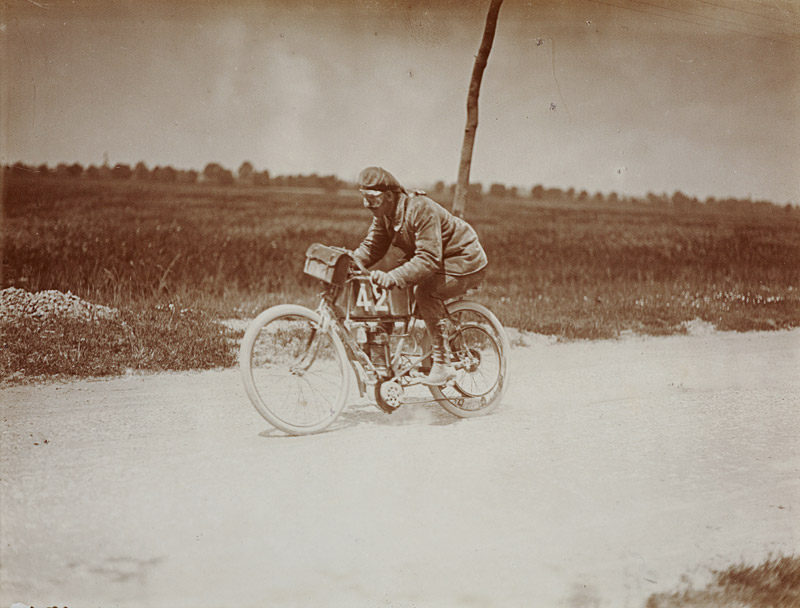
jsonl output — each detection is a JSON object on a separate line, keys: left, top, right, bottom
{"left": 346, "top": 278, "right": 412, "bottom": 319}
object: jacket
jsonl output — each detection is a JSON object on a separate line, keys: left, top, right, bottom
{"left": 353, "top": 193, "right": 488, "bottom": 288}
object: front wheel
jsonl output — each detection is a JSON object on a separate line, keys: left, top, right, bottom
{"left": 239, "top": 304, "right": 350, "bottom": 435}
{"left": 428, "top": 300, "right": 510, "bottom": 418}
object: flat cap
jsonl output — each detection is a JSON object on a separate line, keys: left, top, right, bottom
{"left": 357, "top": 166, "right": 403, "bottom": 192}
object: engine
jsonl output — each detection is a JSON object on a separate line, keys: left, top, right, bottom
{"left": 365, "top": 325, "right": 391, "bottom": 377}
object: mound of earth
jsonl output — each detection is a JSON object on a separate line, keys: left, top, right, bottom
{"left": 0, "top": 287, "right": 117, "bottom": 324}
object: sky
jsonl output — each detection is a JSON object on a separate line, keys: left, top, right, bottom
{"left": 2, "top": 0, "right": 799, "bottom": 203}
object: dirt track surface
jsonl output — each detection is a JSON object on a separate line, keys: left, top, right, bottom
{"left": 2, "top": 329, "right": 799, "bottom": 607}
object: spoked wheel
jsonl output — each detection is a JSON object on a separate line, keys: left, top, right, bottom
{"left": 239, "top": 304, "right": 350, "bottom": 435}
{"left": 428, "top": 300, "right": 510, "bottom": 418}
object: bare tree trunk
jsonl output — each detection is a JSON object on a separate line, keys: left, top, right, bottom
{"left": 452, "top": 0, "right": 503, "bottom": 219}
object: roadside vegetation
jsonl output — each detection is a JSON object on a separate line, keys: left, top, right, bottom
{"left": 646, "top": 554, "right": 800, "bottom": 608}
{"left": 1, "top": 306, "right": 236, "bottom": 382}
{"left": 2, "top": 174, "right": 799, "bottom": 380}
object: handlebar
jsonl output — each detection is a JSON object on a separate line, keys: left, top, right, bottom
{"left": 347, "top": 250, "right": 370, "bottom": 275}
{"left": 328, "top": 246, "right": 372, "bottom": 280}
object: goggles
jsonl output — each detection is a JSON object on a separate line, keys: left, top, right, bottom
{"left": 360, "top": 189, "right": 385, "bottom": 208}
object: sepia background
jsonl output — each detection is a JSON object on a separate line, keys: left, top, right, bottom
{"left": 3, "top": 0, "right": 799, "bottom": 203}
{"left": 1, "top": 1, "right": 799, "bottom": 607}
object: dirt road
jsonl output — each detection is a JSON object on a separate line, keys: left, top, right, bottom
{"left": 2, "top": 328, "right": 798, "bottom": 607}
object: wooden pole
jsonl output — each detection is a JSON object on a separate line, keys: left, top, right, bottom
{"left": 452, "top": 0, "right": 503, "bottom": 219}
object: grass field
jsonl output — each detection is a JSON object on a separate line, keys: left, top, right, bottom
{"left": 646, "top": 554, "right": 800, "bottom": 608}
{"left": 3, "top": 174, "right": 799, "bottom": 378}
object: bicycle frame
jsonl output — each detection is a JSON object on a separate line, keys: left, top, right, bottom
{"left": 316, "top": 277, "right": 434, "bottom": 399}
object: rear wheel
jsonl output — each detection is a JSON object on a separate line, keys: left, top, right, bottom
{"left": 239, "top": 304, "right": 350, "bottom": 435}
{"left": 428, "top": 300, "right": 510, "bottom": 418}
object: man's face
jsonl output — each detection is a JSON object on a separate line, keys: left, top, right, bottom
{"left": 361, "top": 189, "right": 392, "bottom": 217}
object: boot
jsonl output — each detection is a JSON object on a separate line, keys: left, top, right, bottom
{"left": 420, "top": 319, "right": 457, "bottom": 386}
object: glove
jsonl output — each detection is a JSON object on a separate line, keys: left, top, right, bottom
{"left": 370, "top": 270, "right": 397, "bottom": 289}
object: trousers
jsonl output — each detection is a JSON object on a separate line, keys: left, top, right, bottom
{"left": 413, "top": 267, "right": 487, "bottom": 328}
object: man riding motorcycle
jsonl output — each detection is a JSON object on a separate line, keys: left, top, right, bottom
{"left": 353, "top": 166, "right": 488, "bottom": 386}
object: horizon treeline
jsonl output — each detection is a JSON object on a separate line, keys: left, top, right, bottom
{"left": 3, "top": 160, "right": 795, "bottom": 211}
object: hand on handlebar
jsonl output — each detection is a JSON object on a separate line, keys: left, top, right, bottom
{"left": 342, "top": 249, "right": 395, "bottom": 288}
{"left": 370, "top": 270, "right": 397, "bottom": 289}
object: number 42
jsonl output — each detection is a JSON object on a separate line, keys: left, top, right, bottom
{"left": 356, "top": 283, "right": 389, "bottom": 312}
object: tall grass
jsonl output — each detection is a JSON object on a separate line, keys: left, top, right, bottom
{"left": 478, "top": 201, "right": 799, "bottom": 336}
{"left": 646, "top": 554, "right": 800, "bottom": 607}
{"left": 3, "top": 178, "right": 359, "bottom": 310}
{"left": 4, "top": 175, "right": 800, "bottom": 342}
{"left": 1, "top": 307, "right": 237, "bottom": 380}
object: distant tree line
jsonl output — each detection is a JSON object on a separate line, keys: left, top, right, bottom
{"left": 4, "top": 161, "right": 792, "bottom": 210}
{"left": 4, "top": 161, "right": 346, "bottom": 193}
{"left": 428, "top": 180, "right": 792, "bottom": 211}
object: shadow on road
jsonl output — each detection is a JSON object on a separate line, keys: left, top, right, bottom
{"left": 257, "top": 397, "right": 460, "bottom": 438}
